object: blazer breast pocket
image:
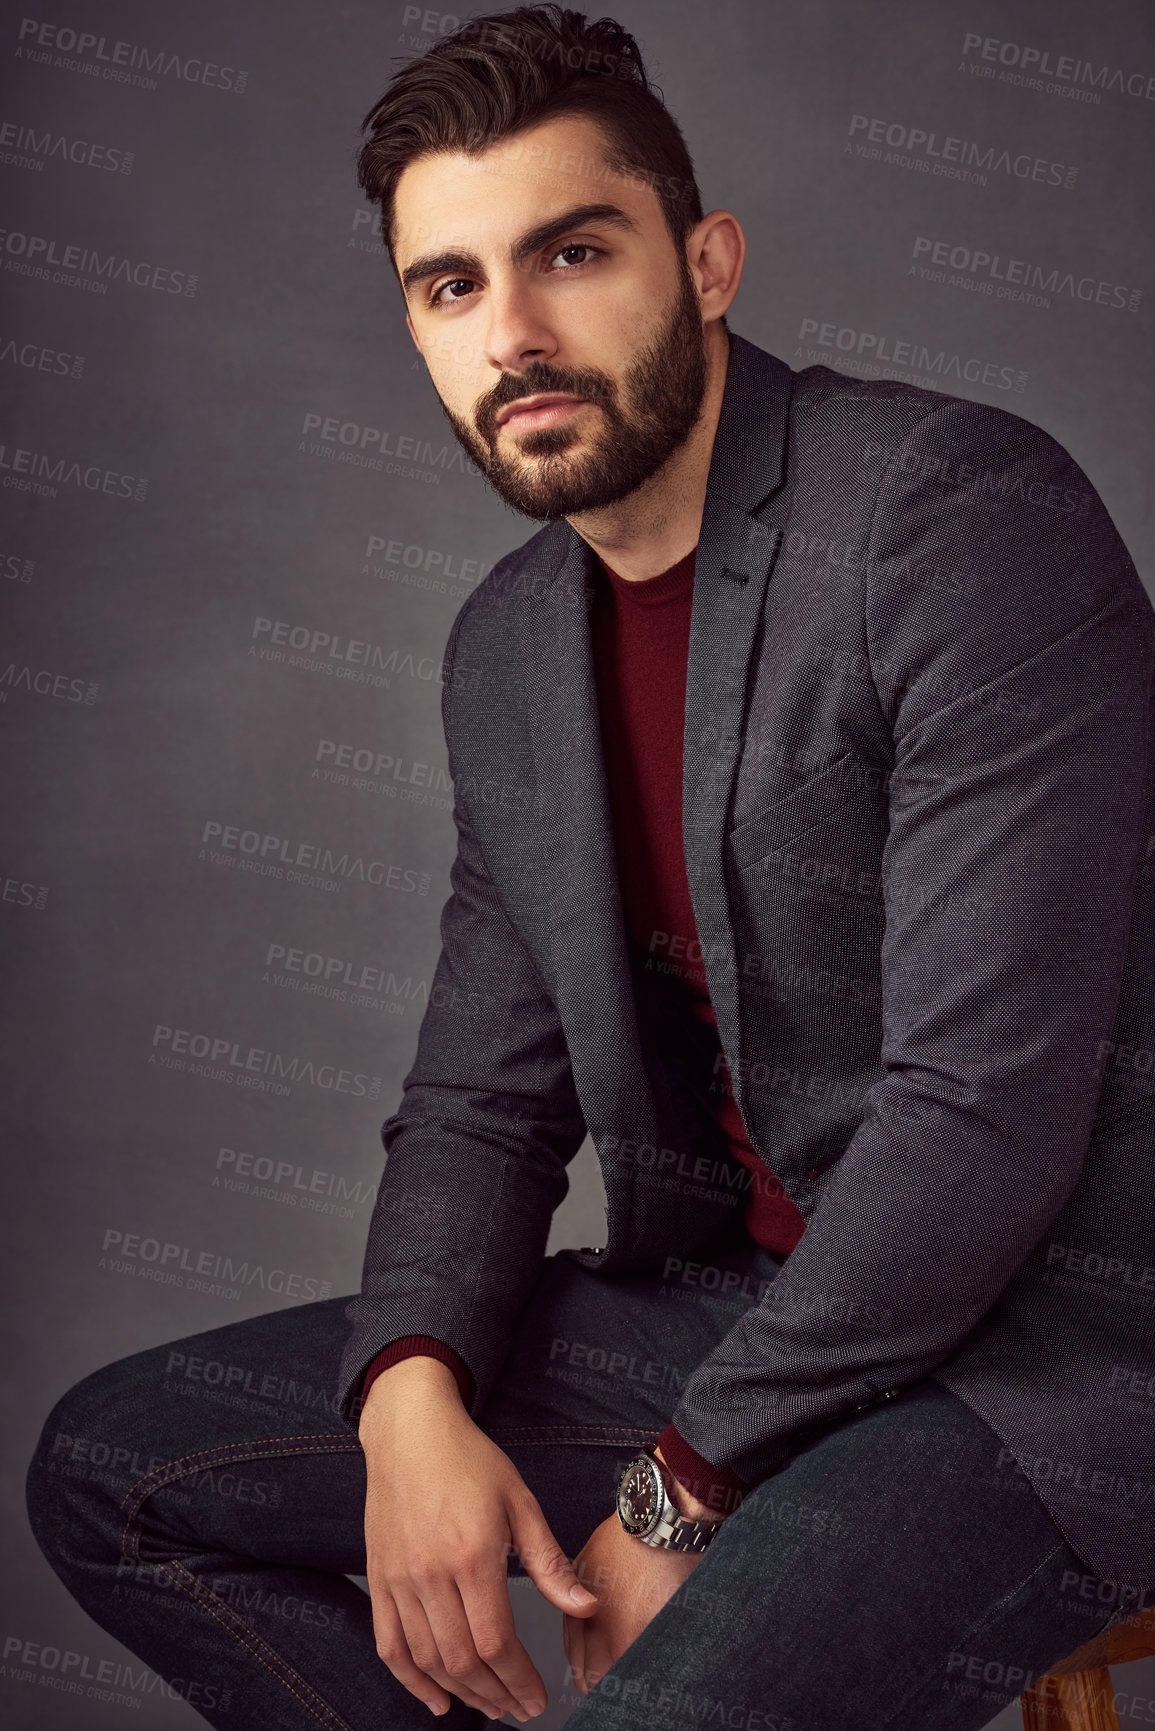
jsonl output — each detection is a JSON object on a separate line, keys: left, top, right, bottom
{"left": 726, "top": 751, "right": 882, "bottom": 874}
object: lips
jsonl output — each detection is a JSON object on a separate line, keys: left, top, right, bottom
{"left": 495, "top": 392, "right": 587, "bottom": 425}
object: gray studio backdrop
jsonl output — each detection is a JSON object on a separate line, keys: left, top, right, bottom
{"left": 3, "top": 1, "right": 1153, "bottom": 1725}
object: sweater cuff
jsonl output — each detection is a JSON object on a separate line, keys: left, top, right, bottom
{"left": 656, "top": 1422, "right": 748, "bottom": 1516}
{"left": 361, "top": 1337, "right": 474, "bottom": 1411}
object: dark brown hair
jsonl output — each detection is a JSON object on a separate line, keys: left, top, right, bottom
{"left": 357, "top": 5, "right": 706, "bottom": 274}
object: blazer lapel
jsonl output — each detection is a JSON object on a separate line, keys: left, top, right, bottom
{"left": 523, "top": 526, "right": 653, "bottom": 1257}
{"left": 521, "top": 334, "right": 794, "bottom": 1255}
{"left": 523, "top": 527, "right": 647, "bottom": 1121}
{"left": 683, "top": 336, "right": 794, "bottom": 1125}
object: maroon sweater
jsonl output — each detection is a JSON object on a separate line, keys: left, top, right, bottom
{"left": 363, "top": 545, "right": 807, "bottom": 1513}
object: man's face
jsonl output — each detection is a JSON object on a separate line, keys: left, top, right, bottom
{"left": 393, "top": 113, "right": 709, "bottom": 520}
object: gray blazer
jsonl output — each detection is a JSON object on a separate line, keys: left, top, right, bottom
{"left": 340, "top": 332, "right": 1155, "bottom": 1589}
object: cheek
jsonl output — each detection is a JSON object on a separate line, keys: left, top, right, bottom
{"left": 420, "top": 332, "right": 488, "bottom": 399}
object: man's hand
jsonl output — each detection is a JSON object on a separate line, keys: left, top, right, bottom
{"left": 360, "top": 1357, "right": 599, "bottom": 1720}
{"left": 563, "top": 1448, "right": 721, "bottom": 1696}
{"left": 562, "top": 1514, "right": 703, "bottom": 1695}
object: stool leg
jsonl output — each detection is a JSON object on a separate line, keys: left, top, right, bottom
{"left": 1021, "top": 1667, "right": 1120, "bottom": 1731}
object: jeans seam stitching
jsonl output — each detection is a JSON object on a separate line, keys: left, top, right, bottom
{"left": 119, "top": 1435, "right": 360, "bottom": 1555}
{"left": 878, "top": 1538, "right": 1070, "bottom": 1729}
{"left": 483, "top": 1425, "right": 656, "bottom": 1439}
{"left": 156, "top": 1556, "right": 354, "bottom": 1731}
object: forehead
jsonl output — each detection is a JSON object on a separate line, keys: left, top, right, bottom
{"left": 392, "top": 111, "right": 662, "bottom": 261}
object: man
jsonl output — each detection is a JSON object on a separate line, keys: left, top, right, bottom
{"left": 28, "top": 7, "right": 1155, "bottom": 1728}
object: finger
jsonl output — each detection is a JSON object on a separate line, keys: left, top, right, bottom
{"left": 388, "top": 1581, "right": 509, "bottom": 1719}
{"left": 582, "top": 1626, "right": 614, "bottom": 1693}
{"left": 456, "top": 1560, "right": 548, "bottom": 1717}
{"left": 367, "top": 1581, "right": 454, "bottom": 1716}
{"left": 398, "top": 1576, "right": 526, "bottom": 1721}
{"left": 564, "top": 1612, "right": 588, "bottom": 1696}
{"left": 510, "top": 1498, "right": 599, "bottom": 1616}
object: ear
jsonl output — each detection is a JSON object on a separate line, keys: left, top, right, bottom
{"left": 687, "top": 210, "right": 746, "bottom": 326}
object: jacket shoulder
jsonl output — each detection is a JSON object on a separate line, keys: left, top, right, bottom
{"left": 444, "top": 519, "right": 570, "bottom": 667}
{"left": 788, "top": 360, "right": 1066, "bottom": 466}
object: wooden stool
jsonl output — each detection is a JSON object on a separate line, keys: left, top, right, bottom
{"left": 1020, "top": 1602, "right": 1155, "bottom": 1729}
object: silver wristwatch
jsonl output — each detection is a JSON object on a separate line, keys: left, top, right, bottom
{"left": 615, "top": 1447, "right": 724, "bottom": 1553}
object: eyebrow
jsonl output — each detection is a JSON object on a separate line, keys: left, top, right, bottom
{"left": 399, "top": 201, "right": 640, "bottom": 298}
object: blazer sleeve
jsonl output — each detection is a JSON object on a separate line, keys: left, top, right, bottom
{"left": 665, "top": 396, "right": 1155, "bottom": 1489}
{"left": 337, "top": 599, "right": 589, "bottom": 1428}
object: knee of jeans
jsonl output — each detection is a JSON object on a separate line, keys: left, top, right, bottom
{"left": 26, "top": 1359, "right": 152, "bottom": 1575}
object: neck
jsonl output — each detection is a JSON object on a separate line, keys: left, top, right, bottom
{"left": 564, "top": 323, "right": 730, "bottom": 582}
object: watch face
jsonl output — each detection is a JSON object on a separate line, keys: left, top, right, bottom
{"left": 617, "top": 1454, "right": 661, "bottom": 1538}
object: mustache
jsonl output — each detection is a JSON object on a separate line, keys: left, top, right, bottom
{"left": 478, "top": 365, "right": 618, "bottom": 434}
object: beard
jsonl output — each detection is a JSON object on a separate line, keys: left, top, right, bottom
{"left": 433, "top": 251, "right": 710, "bottom": 520}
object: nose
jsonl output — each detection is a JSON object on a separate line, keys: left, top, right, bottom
{"left": 482, "top": 265, "right": 561, "bottom": 374}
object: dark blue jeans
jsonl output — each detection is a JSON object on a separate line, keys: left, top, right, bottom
{"left": 27, "top": 1237, "right": 1121, "bottom": 1730}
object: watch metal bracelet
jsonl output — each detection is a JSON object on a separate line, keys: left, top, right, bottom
{"left": 615, "top": 1448, "right": 724, "bottom": 1552}
{"left": 648, "top": 1501, "right": 723, "bottom": 1551}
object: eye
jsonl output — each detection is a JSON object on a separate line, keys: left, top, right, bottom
{"left": 428, "top": 277, "right": 477, "bottom": 309}
{"left": 544, "top": 242, "right": 601, "bottom": 271}
{"left": 425, "top": 242, "right": 603, "bottom": 310}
